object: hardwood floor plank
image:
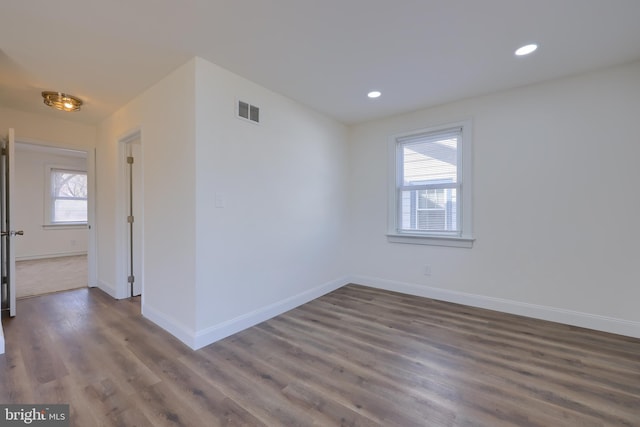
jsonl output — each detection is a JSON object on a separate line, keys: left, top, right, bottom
{"left": 181, "top": 348, "right": 316, "bottom": 426}
{"left": 0, "top": 348, "right": 37, "bottom": 403}
{"left": 154, "top": 354, "right": 269, "bottom": 425}
{"left": 211, "top": 337, "right": 381, "bottom": 426}
{"left": 310, "top": 295, "right": 640, "bottom": 400}
{"left": 1, "top": 285, "right": 639, "bottom": 426}
{"left": 244, "top": 323, "right": 477, "bottom": 426}
{"left": 58, "top": 375, "right": 104, "bottom": 427}
{"left": 255, "top": 311, "right": 597, "bottom": 427}
{"left": 16, "top": 255, "right": 88, "bottom": 298}
{"left": 293, "top": 291, "right": 639, "bottom": 425}
{"left": 129, "top": 381, "right": 204, "bottom": 427}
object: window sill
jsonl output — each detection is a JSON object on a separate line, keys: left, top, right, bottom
{"left": 43, "top": 224, "right": 88, "bottom": 230}
{"left": 387, "top": 233, "right": 474, "bottom": 248}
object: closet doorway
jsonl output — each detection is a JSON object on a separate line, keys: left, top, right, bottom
{"left": 118, "top": 131, "right": 143, "bottom": 298}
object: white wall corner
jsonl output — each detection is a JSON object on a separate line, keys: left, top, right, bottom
{"left": 97, "top": 280, "right": 120, "bottom": 300}
{"left": 142, "top": 303, "right": 198, "bottom": 350}
{"left": 192, "top": 276, "right": 351, "bottom": 350}
{"left": 349, "top": 275, "right": 640, "bottom": 339}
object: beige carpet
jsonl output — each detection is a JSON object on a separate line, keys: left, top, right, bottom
{"left": 16, "top": 255, "right": 88, "bottom": 298}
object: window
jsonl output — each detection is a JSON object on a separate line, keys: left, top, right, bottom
{"left": 48, "top": 168, "right": 88, "bottom": 224}
{"left": 388, "top": 121, "right": 473, "bottom": 247}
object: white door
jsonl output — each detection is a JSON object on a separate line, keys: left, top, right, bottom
{"left": 1, "top": 128, "right": 21, "bottom": 317}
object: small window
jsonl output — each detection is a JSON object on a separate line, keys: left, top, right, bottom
{"left": 49, "top": 169, "right": 88, "bottom": 224}
{"left": 388, "top": 121, "right": 473, "bottom": 247}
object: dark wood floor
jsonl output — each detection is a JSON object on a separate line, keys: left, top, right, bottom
{"left": 1, "top": 284, "right": 639, "bottom": 426}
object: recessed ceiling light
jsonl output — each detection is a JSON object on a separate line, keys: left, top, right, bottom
{"left": 367, "top": 91, "right": 381, "bottom": 99}
{"left": 515, "top": 44, "right": 538, "bottom": 56}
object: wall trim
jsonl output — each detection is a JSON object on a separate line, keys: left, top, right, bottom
{"left": 142, "top": 303, "right": 196, "bottom": 349}
{"left": 15, "top": 139, "right": 88, "bottom": 156}
{"left": 0, "top": 323, "right": 4, "bottom": 355}
{"left": 96, "top": 280, "right": 119, "bottom": 299}
{"left": 16, "top": 251, "right": 87, "bottom": 262}
{"left": 100, "top": 273, "right": 640, "bottom": 353}
{"left": 349, "top": 275, "right": 640, "bottom": 339}
{"left": 192, "top": 276, "right": 350, "bottom": 350}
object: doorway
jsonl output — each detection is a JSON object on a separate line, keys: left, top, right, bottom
{"left": 14, "top": 142, "right": 92, "bottom": 298}
{"left": 119, "top": 131, "right": 143, "bottom": 298}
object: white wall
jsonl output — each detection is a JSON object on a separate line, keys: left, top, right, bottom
{"left": 95, "top": 57, "right": 640, "bottom": 349}
{"left": 96, "top": 57, "right": 349, "bottom": 348}
{"left": 14, "top": 145, "right": 88, "bottom": 259}
{"left": 0, "top": 106, "right": 96, "bottom": 151}
{"left": 97, "top": 59, "right": 197, "bottom": 338}
{"left": 193, "top": 58, "right": 349, "bottom": 345}
{"left": 348, "top": 60, "right": 640, "bottom": 336}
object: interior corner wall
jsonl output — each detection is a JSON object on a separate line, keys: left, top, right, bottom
{"left": 192, "top": 58, "right": 349, "bottom": 346}
{"left": 347, "top": 60, "right": 640, "bottom": 336}
{"left": 96, "top": 59, "right": 198, "bottom": 342}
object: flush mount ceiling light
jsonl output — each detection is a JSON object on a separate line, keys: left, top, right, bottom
{"left": 42, "top": 91, "right": 83, "bottom": 112}
{"left": 367, "top": 90, "right": 382, "bottom": 99}
{"left": 515, "top": 44, "right": 538, "bottom": 56}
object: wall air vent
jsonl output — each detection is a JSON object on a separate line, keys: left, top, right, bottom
{"left": 237, "top": 100, "right": 260, "bottom": 124}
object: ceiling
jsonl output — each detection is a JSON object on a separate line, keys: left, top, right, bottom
{"left": 2, "top": 1, "right": 640, "bottom": 126}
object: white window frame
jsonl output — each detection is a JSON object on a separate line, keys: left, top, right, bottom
{"left": 387, "top": 120, "right": 474, "bottom": 248}
{"left": 44, "top": 165, "right": 88, "bottom": 227}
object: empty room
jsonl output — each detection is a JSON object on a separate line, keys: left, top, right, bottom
{"left": 14, "top": 142, "right": 89, "bottom": 299}
{"left": 1, "top": 1, "right": 639, "bottom": 426}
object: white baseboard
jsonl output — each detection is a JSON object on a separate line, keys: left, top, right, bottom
{"left": 110, "top": 273, "right": 640, "bottom": 353}
{"left": 192, "top": 276, "right": 350, "bottom": 350}
{"left": 349, "top": 275, "right": 640, "bottom": 339}
{"left": 142, "top": 303, "right": 197, "bottom": 349}
{"left": 97, "top": 280, "right": 118, "bottom": 299}
{"left": 16, "top": 251, "right": 87, "bottom": 262}
{"left": 99, "top": 280, "right": 198, "bottom": 348}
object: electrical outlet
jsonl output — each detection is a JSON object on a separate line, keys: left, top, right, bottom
{"left": 424, "top": 265, "right": 431, "bottom": 276}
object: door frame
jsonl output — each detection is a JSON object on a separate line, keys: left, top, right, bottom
{"left": 2, "top": 129, "right": 16, "bottom": 318}
{"left": 12, "top": 137, "right": 97, "bottom": 287}
{"left": 116, "top": 129, "right": 144, "bottom": 300}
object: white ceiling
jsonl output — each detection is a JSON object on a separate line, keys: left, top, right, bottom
{"left": 2, "top": 1, "right": 640, "bottom": 125}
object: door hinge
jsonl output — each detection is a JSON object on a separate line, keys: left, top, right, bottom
{"left": 127, "top": 215, "right": 134, "bottom": 223}
{"left": 127, "top": 156, "right": 134, "bottom": 164}
{"left": 128, "top": 275, "right": 135, "bottom": 284}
